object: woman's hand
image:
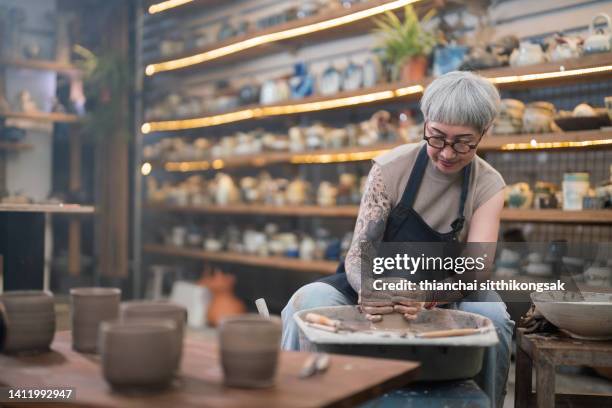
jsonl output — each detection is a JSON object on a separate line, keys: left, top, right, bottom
{"left": 392, "top": 297, "right": 424, "bottom": 321}
{"left": 358, "top": 290, "right": 394, "bottom": 322}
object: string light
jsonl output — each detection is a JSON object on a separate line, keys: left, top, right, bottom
{"left": 141, "top": 162, "right": 152, "bottom": 175}
{"left": 146, "top": 0, "right": 421, "bottom": 75}
{"left": 148, "top": 0, "right": 193, "bottom": 14}
{"left": 501, "top": 138, "right": 612, "bottom": 150}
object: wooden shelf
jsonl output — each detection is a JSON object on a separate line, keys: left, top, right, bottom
{"left": 144, "top": 0, "right": 435, "bottom": 74}
{"left": 147, "top": 203, "right": 360, "bottom": 217}
{"left": 500, "top": 209, "right": 612, "bottom": 224}
{"left": 151, "top": 130, "right": 612, "bottom": 172}
{"left": 0, "top": 142, "right": 33, "bottom": 151}
{"left": 146, "top": 205, "right": 612, "bottom": 224}
{"left": 0, "top": 58, "right": 81, "bottom": 75}
{"left": 479, "top": 129, "right": 612, "bottom": 151}
{"left": 0, "top": 204, "right": 95, "bottom": 214}
{"left": 0, "top": 111, "right": 80, "bottom": 123}
{"left": 145, "top": 0, "right": 237, "bottom": 16}
{"left": 143, "top": 244, "right": 338, "bottom": 274}
{"left": 142, "top": 53, "right": 612, "bottom": 132}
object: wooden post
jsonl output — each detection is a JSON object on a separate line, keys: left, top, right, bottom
{"left": 68, "top": 125, "right": 81, "bottom": 276}
{"left": 515, "top": 333, "right": 533, "bottom": 408}
{"left": 535, "top": 350, "right": 555, "bottom": 408}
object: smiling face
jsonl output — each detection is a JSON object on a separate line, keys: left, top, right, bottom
{"left": 425, "top": 121, "right": 482, "bottom": 174}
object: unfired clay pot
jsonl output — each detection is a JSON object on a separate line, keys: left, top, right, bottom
{"left": 99, "top": 319, "right": 177, "bottom": 390}
{"left": 71, "top": 287, "right": 121, "bottom": 353}
{"left": 120, "top": 301, "right": 187, "bottom": 371}
{"left": 0, "top": 291, "right": 55, "bottom": 354}
{"left": 219, "top": 314, "right": 282, "bottom": 388}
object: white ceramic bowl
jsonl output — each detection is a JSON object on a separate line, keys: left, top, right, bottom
{"left": 531, "top": 291, "right": 612, "bottom": 339}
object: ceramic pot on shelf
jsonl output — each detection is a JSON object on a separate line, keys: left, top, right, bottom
{"left": 199, "top": 269, "right": 245, "bottom": 327}
{"left": 510, "top": 42, "right": 546, "bottom": 67}
{"left": 584, "top": 13, "right": 612, "bottom": 54}
{"left": 398, "top": 55, "right": 428, "bottom": 82}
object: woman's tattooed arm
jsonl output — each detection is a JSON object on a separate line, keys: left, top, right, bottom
{"left": 345, "top": 163, "right": 393, "bottom": 292}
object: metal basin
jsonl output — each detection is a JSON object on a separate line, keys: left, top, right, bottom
{"left": 531, "top": 291, "right": 612, "bottom": 340}
{"left": 295, "top": 306, "right": 498, "bottom": 381}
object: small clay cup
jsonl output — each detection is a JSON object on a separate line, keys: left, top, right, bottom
{"left": 0, "top": 291, "right": 55, "bottom": 353}
{"left": 71, "top": 287, "right": 121, "bottom": 353}
{"left": 219, "top": 314, "right": 282, "bottom": 388}
{"left": 120, "top": 300, "right": 187, "bottom": 371}
{"left": 99, "top": 319, "right": 177, "bottom": 390}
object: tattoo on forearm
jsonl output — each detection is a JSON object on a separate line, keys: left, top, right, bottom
{"left": 345, "top": 164, "right": 392, "bottom": 289}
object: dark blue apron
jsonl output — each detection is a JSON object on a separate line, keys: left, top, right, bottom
{"left": 319, "top": 145, "right": 472, "bottom": 304}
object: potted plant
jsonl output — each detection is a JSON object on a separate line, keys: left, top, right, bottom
{"left": 373, "top": 5, "right": 437, "bottom": 82}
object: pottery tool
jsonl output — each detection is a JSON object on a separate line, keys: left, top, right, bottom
{"left": 307, "top": 322, "right": 338, "bottom": 333}
{"left": 299, "top": 353, "right": 331, "bottom": 378}
{"left": 304, "top": 312, "right": 357, "bottom": 332}
{"left": 255, "top": 298, "right": 270, "bottom": 319}
{"left": 415, "top": 328, "right": 489, "bottom": 339}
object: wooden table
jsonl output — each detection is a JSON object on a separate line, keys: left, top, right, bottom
{"left": 0, "top": 331, "right": 420, "bottom": 407}
{"left": 515, "top": 328, "right": 612, "bottom": 408}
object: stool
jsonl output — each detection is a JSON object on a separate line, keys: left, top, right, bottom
{"left": 515, "top": 328, "right": 612, "bottom": 408}
{"left": 359, "top": 379, "right": 490, "bottom": 408}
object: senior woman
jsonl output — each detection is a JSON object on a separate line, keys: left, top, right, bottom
{"left": 281, "top": 71, "right": 514, "bottom": 407}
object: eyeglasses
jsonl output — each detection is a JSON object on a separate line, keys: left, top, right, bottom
{"left": 423, "top": 122, "right": 484, "bottom": 154}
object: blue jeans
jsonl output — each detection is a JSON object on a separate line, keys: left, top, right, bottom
{"left": 281, "top": 282, "right": 514, "bottom": 408}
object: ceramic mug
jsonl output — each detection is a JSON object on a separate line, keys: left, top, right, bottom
{"left": 120, "top": 301, "right": 187, "bottom": 371}
{"left": 71, "top": 287, "right": 121, "bottom": 353}
{"left": 219, "top": 314, "right": 282, "bottom": 388}
{"left": 0, "top": 291, "right": 55, "bottom": 354}
{"left": 99, "top": 319, "right": 177, "bottom": 390}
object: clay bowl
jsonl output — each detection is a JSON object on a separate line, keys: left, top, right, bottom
{"left": 120, "top": 301, "right": 187, "bottom": 371}
{"left": 99, "top": 319, "right": 177, "bottom": 391}
{"left": 0, "top": 291, "right": 55, "bottom": 354}
{"left": 219, "top": 314, "right": 282, "bottom": 388}
{"left": 71, "top": 287, "right": 121, "bottom": 353}
{"left": 531, "top": 291, "right": 612, "bottom": 340}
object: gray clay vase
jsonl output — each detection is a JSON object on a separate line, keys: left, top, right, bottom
{"left": 0, "top": 291, "right": 55, "bottom": 354}
{"left": 99, "top": 319, "right": 177, "bottom": 390}
{"left": 70, "top": 287, "right": 121, "bottom": 353}
{"left": 219, "top": 314, "right": 282, "bottom": 388}
{"left": 120, "top": 300, "right": 187, "bottom": 371}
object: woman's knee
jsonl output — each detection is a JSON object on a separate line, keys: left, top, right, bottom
{"left": 284, "top": 282, "right": 350, "bottom": 315}
{"left": 457, "top": 292, "right": 514, "bottom": 335}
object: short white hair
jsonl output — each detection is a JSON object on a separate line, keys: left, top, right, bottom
{"left": 420, "top": 71, "right": 500, "bottom": 135}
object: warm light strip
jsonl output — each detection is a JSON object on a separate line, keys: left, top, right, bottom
{"left": 148, "top": 0, "right": 193, "bottom": 14}
{"left": 143, "top": 89, "right": 404, "bottom": 133}
{"left": 145, "top": 0, "right": 420, "bottom": 75}
{"left": 489, "top": 65, "right": 612, "bottom": 84}
{"left": 141, "top": 64, "right": 612, "bottom": 133}
{"left": 500, "top": 138, "right": 612, "bottom": 150}
{"left": 290, "top": 148, "right": 392, "bottom": 164}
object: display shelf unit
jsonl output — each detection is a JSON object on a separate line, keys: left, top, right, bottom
{"left": 136, "top": 0, "right": 612, "bottom": 300}
{"left": 146, "top": 204, "right": 612, "bottom": 224}
{"left": 143, "top": 243, "right": 338, "bottom": 274}
{"left": 142, "top": 53, "right": 612, "bottom": 132}
{"left": 149, "top": 129, "right": 612, "bottom": 172}
{"left": 144, "top": 0, "right": 436, "bottom": 75}
{"left": 0, "top": 58, "right": 81, "bottom": 75}
{"left": 0, "top": 111, "right": 81, "bottom": 123}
